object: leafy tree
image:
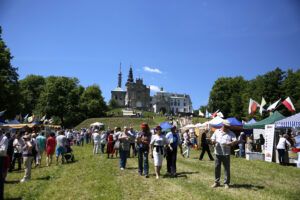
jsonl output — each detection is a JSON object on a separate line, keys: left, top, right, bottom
{"left": 80, "top": 85, "right": 108, "bottom": 118}
{"left": 109, "top": 98, "right": 120, "bottom": 109}
{"left": 36, "top": 76, "right": 81, "bottom": 127}
{"left": 19, "top": 75, "right": 45, "bottom": 115}
{"left": 0, "top": 26, "right": 21, "bottom": 119}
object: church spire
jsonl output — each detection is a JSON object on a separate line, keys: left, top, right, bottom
{"left": 127, "top": 66, "right": 134, "bottom": 83}
{"left": 118, "top": 62, "right": 122, "bottom": 88}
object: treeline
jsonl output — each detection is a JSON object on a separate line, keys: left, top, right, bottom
{"left": 0, "top": 27, "right": 108, "bottom": 127}
{"left": 200, "top": 68, "right": 300, "bottom": 121}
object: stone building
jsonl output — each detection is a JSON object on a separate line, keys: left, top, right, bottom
{"left": 111, "top": 66, "right": 192, "bottom": 114}
{"left": 111, "top": 66, "right": 150, "bottom": 111}
{"left": 151, "top": 88, "right": 193, "bottom": 114}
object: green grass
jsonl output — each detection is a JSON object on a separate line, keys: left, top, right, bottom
{"left": 5, "top": 145, "right": 300, "bottom": 200}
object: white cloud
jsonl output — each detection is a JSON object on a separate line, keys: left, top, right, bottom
{"left": 150, "top": 85, "right": 160, "bottom": 92}
{"left": 144, "top": 66, "right": 162, "bottom": 74}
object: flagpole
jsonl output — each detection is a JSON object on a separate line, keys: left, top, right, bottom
{"left": 273, "top": 101, "right": 282, "bottom": 111}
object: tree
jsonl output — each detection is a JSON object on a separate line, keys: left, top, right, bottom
{"left": 80, "top": 85, "right": 108, "bottom": 118}
{"left": 0, "top": 26, "right": 21, "bottom": 119}
{"left": 19, "top": 75, "right": 45, "bottom": 115}
{"left": 36, "top": 76, "right": 81, "bottom": 127}
{"left": 109, "top": 98, "right": 120, "bottom": 109}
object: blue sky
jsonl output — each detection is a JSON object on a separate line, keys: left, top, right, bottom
{"left": 1, "top": 0, "right": 300, "bottom": 109}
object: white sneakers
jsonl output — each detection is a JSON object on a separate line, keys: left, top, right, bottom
{"left": 20, "top": 178, "right": 29, "bottom": 183}
{"left": 120, "top": 168, "right": 124, "bottom": 170}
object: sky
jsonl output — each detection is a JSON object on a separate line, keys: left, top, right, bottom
{"left": 1, "top": 0, "right": 300, "bottom": 109}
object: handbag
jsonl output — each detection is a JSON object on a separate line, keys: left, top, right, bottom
{"left": 114, "top": 140, "right": 120, "bottom": 150}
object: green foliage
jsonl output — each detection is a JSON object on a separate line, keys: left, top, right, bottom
{"left": 19, "top": 75, "right": 45, "bottom": 115}
{"left": 36, "top": 76, "right": 82, "bottom": 127}
{"left": 205, "top": 68, "right": 300, "bottom": 121}
{"left": 108, "top": 98, "right": 120, "bottom": 109}
{"left": 0, "top": 26, "right": 21, "bottom": 119}
{"left": 80, "top": 84, "right": 108, "bottom": 118}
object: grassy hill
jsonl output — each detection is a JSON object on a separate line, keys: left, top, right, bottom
{"left": 5, "top": 144, "right": 300, "bottom": 200}
{"left": 74, "top": 117, "right": 163, "bottom": 130}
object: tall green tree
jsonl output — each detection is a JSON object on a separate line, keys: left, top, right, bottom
{"left": 109, "top": 98, "right": 120, "bottom": 110}
{"left": 36, "top": 76, "right": 81, "bottom": 127}
{"left": 19, "top": 75, "right": 45, "bottom": 115}
{"left": 80, "top": 85, "right": 108, "bottom": 118}
{"left": 0, "top": 26, "right": 20, "bottom": 119}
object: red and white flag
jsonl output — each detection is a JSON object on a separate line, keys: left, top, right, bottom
{"left": 211, "top": 110, "right": 219, "bottom": 118}
{"left": 282, "top": 97, "right": 296, "bottom": 112}
{"left": 249, "top": 99, "right": 258, "bottom": 116}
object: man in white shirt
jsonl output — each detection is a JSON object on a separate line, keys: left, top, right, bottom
{"left": 92, "top": 130, "right": 101, "bottom": 154}
{"left": 0, "top": 129, "right": 8, "bottom": 199}
{"left": 210, "top": 120, "right": 237, "bottom": 189}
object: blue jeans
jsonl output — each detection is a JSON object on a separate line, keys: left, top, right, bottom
{"left": 239, "top": 145, "right": 245, "bottom": 158}
{"left": 101, "top": 144, "right": 105, "bottom": 153}
{"left": 120, "top": 150, "right": 129, "bottom": 169}
{"left": 137, "top": 148, "right": 149, "bottom": 175}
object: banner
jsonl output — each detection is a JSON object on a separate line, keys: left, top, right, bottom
{"left": 264, "top": 124, "right": 275, "bottom": 162}
{"left": 253, "top": 129, "right": 265, "bottom": 140}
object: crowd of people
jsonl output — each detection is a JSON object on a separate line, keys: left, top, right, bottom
{"left": 6, "top": 118, "right": 297, "bottom": 199}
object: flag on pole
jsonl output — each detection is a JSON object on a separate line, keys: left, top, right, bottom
{"left": 249, "top": 99, "right": 258, "bottom": 116}
{"left": 259, "top": 97, "right": 267, "bottom": 115}
{"left": 282, "top": 97, "right": 296, "bottom": 112}
{"left": 211, "top": 110, "right": 219, "bottom": 118}
{"left": 41, "top": 115, "right": 46, "bottom": 122}
{"left": 198, "top": 110, "right": 204, "bottom": 117}
{"left": 267, "top": 99, "right": 281, "bottom": 111}
{"left": 24, "top": 114, "right": 29, "bottom": 122}
{"left": 205, "top": 110, "right": 211, "bottom": 118}
{"left": 0, "top": 110, "right": 6, "bottom": 117}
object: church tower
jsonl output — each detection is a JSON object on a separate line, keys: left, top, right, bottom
{"left": 118, "top": 62, "right": 122, "bottom": 88}
{"left": 127, "top": 66, "right": 134, "bottom": 83}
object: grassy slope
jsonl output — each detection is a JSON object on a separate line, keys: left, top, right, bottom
{"left": 75, "top": 116, "right": 208, "bottom": 131}
{"left": 5, "top": 145, "right": 300, "bottom": 200}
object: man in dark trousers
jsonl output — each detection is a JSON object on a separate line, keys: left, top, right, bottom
{"left": 166, "top": 125, "right": 183, "bottom": 177}
{"left": 199, "top": 129, "right": 214, "bottom": 161}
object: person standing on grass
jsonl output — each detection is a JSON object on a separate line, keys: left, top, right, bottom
{"left": 46, "top": 132, "right": 56, "bottom": 167}
{"left": 199, "top": 129, "right": 214, "bottom": 161}
{"left": 92, "top": 129, "right": 100, "bottom": 154}
{"left": 6, "top": 132, "right": 14, "bottom": 172}
{"left": 129, "top": 127, "right": 137, "bottom": 157}
{"left": 119, "top": 127, "right": 132, "bottom": 170}
{"left": 0, "top": 129, "right": 8, "bottom": 199}
{"left": 238, "top": 132, "right": 246, "bottom": 158}
{"left": 20, "top": 134, "right": 33, "bottom": 183}
{"left": 150, "top": 126, "right": 169, "bottom": 179}
{"left": 166, "top": 125, "right": 183, "bottom": 178}
{"left": 100, "top": 131, "right": 107, "bottom": 154}
{"left": 106, "top": 131, "right": 115, "bottom": 158}
{"left": 276, "top": 134, "right": 291, "bottom": 166}
{"left": 114, "top": 127, "right": 121, "bottom": 158}
{"left": 210, "top": 120, "right": 237, "bottom": 189}
{"left": 56, "top": 130, "right": 67, "bottom": 165}
{"left": 136, "top": 123, "right": 152, "bottom": 178}
{"left": 11, "top": 132, "right": 24, "bottom": 171}
{"left": 182, "top": 129, "right": 191, "bottom": 158}
{"left": 36, "top": 132, "right": 47, "bottom": 167}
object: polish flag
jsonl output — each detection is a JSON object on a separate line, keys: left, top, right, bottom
{"left": 249, "top": 99, "right": 258, "bottom": 116}
{"left": 282, "top": 97, "right": 296, "bottom": 112}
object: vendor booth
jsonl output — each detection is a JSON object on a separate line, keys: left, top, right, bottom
{"left": 275, "top": 112, "right": 300, "bottom": 166}
{"left": 243, "top": 111, "right": 286, "bottom": 162}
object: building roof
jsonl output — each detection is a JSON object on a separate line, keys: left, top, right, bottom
{"left": 112, "top": 87, "right": 126, "bottom": 92}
